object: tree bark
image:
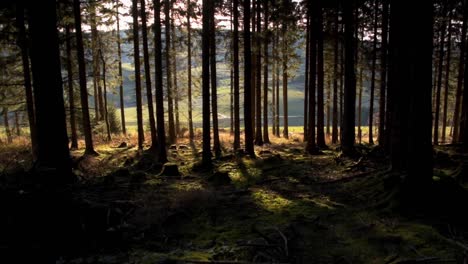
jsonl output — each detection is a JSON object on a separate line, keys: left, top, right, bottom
{"left": 90, "top": 4, "right": 103, "bottom": 121}
{"left": 316, "top": 1, "right": 326, "bottom": 148}
{"left": 244, "top": 0, "right": 255, "bottom": 156}
{"left": 304, "top": 16, "right": 310, "bottom": 140}
{"left": 202, "top": 0, "right": 212, "bottom": 165}
{"left": 282, "top": 25, "right": 289, "bottom": 139}
{"left": 368, "top": 0, "right": 378, "bottom": 145}
{"left": 342, "top": 0, "right": 356, "bottom": 155}
{"left": 65, "top": 25, "right": 78, "bottom": 149}
{"left": 73, "top": 0, "right": 97, "bottom": 156}
{"left": 132, "top": 0, "right": 145, "bottom": 150}
{"left": 210, "top": 1, "right": 221, "bottom": 158}
{"left": 99, "top": 50, "right": 111, "bottom": 142}
{"left": 378, "top": 0, "right": 388, "bottom": 146}
{"left": 332, "top": 7, "right": 339, "bottom": 144}
{"left": 171, "top": 16, "right": 180, "bottom": 137}
{"left": 140, "top": 0, "right": 158, "bottom": 150}
{"left": 233, "top": 0, "right": 241, "bottom": 150}
{"left": 154, "top": 0, "right": 168, "bottom": 163}
{"left": 263, "top": 0, "right": 270, "bottom": 144}
{"left": 454, "top": 0, "right": 467, "bottom": 143}
{"left": 165, "top": 0, "right": 176, "bottom": 144}
{"left": 306, "top": 2, "right": 317, "bottom": 153}
{"left": 3, "top": 108, "right": 12, "bottom": 144}
{"left": 254, "top": 0, "right": 263, "bottom": 146}
{"left": 116, "top": 2, "right": 127, "bottom": 136}
{"left": 187, "top": 0, "right": 194, "bottom": 142}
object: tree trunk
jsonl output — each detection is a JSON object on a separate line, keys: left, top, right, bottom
{"left": 165, "top": 0, "right": 176, "bottom": 144}
{"left": 153, "top": 0, "right": 168, "bottom": 163}
{"left": 275, "top": 27, "right": 280, "bottom": 138}
{"left": 357, "top": 69, "right": 362, "bottom": 144}
{"left": 389, "top": 0, "right": 433, "bottom": 189}
{"left": 316, "top": 1, "right": 326, "bottom": 148}
{"left": 187, "top": 0, "right": 194, "bottom": 142}
{"left": 14, "top": 112, "right": 20, "bottom": 137}
{"left": 282, "top": 26, "right": 289, "bottom": 139}
{"left": 244, "top": 0, "right": 255, "bottom": 156}
{"left": 73, "top": 0, "right": 97, "bottom": 156}
{"left": 342, "top": 0, "right": 356, "bottom": 155}
{"left": 434, "top": 5, "right": 448, "bottom": 145}
{"left": 254, "top": 0, "right": 263, "bottom": 146}
{"left": 263, "top": 0, "right": 270, "bottom": 144}
{"left": 132, "top": 0, "right": 145, "bottom": 150}
{"left": 16, "top": 5, "right": 37, "bottom": 155}
{"left": 306, "top": 2, "right": 317, "bottom": 153}
{"left": 326, "top": 75, "right": 331, "bottom": 136}
{"left": 332, "top": 7, "right": 339, "bottom": 144}
{"left": 210, "top": 2, "right": 221, "bottom": 158}
{"left": 140, "top": 0, "right": 158, "bottom": 150}
{"left": 3, "top": 108, "right": 12, "bottom": 144}
{"left": 99, "top": 50, "right": 111, "bottom": 142}
{"left": 90, "top": 4, "right": 103, "bottom": 121}
{"left": 463, "top": 25, "right": 468, "bottom": 151}
{"left": 304, "top": 16, "right": 310, "bottom": 140}
{"left": 202, "top": 0, "right": 212, "bottom": 165}
{"left": 27, "top": 0, "right": 72, "bottom": 180}
{"left": 368, "top": 0, "right": 378, "bottom": 145}
{"left": 171, "top": 16, "right": 180, "bottom": 137}
{"left": 454, "top": 0, "right": 467, "bottom": 143}
{"left": 339, "top": 23, "right": 345, "bottom": 141}
{"left": 442, "top": 11, "right": 452, "bottom": 144}
{"left": 65, "top": 25, "right": 78, "bottom": 149}
{"left": 378, "top": 0, "right": 389, "bottom": 146}
{"left": 233, "top": 0, "right": 241, "bottom": 150}
{"left": 116, "top": 2, "right": 126, "bottom": 136}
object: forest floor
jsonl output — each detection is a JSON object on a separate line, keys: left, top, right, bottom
{"left": 1, "top": 133, "right": 468, "bottom": 263}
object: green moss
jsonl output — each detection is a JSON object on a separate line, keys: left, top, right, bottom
{"left": 145, "top": 178, "right": 162, "bottom": 186}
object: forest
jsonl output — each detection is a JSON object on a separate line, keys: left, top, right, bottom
{"left": 1, "top": 0, "right": 468, "bottom": 263}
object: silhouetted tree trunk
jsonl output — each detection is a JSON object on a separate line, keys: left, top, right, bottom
{"left": 65, "top": 25, "right": 78, "bottom": 149}
{"left": 442, "top": 11, "right": 452, "bottom": 143}
{"left": 454, "top": 0, "right": 467, "bottom": 143}
{"left": 342, "top": 0, "right": 356, "bottom": 155}
{"left": 14, "top": 112, "right": 20, "bottom": 136}
{"left": 339, "top": 23, "right": 344, "bottom": 141}
{"left": 202, "top": 0, "right": 212, "bottom": 165}
{"left": 233, "top": 0, "right": 241, "bottom": 150}
{"left": 210, "top": 1, "right": 221, "bottom": 158}
{"left": 389, "top": 0, "right": 433, "bottom": 189}
{"left": 368, "top": 0, "right": 378, "bottom": 145}
{"left": 73, "top": 0, "right": 97, "bottom": 156}
{"left": 275, "top": 26, "right": 280, "bottom": 137}
{"left": 254, "top": 0, "right": 263, "bottom": 146}
{"left": 304, "top": 16, "right": 310, "bottom": 139}
{"left": 332, "top": 7, "right": 339, "bottom": 144}
{"left": 263, "top": 0, "right": 270, "bottom": 144}
{"left": 282, "top": 26, "right": 289, "bottom": 139}
{"left": 165, "top": 0, "right": 176, "bottom": 144}
{"left": 463, "top": 29, "right": 468, "bottom": 151}
{"left": 244, "top": 0, "right": 255, "bottom": 156}
{"left": 154, "top": 0, "right": 168, "bottom": 163}
{"left": 99, "top": 50, "right": 111, "bottom": 142}
{"left": 326, "top": 75, "right": 331, "bottom": 136}
{"left": 378, "top": 0, "right": 388, "bottom": 146}
{"left": 16, "top": 5, "right": 37, "bottom": 155}
{"left": 90, "top": 4, "right": 103, "bottom": 121}
{"left": 316, "top": 1, "right": 326, "bottom": 148}
{"left": 357, "top": 69, "right": 363, "bottom": 144}
{"left": 116, "top": 1, "right": 126, "bottom": 136}
{"left": 140, "top": 0, "right": 157, "bottom": 150}
{"left": 434, "top": 4, "right": 448, "bottom": 145}
{"left": 132, "top": 0, "right": 144, "bottom": 150}
{"left": 187, "top": 0, "right": 194, "bottom": 142}
{"left": 28, "top": 0, "right": 72, "bottom": 180}
{"left": 306, "top": 2, "right": 317, "bottom": 153}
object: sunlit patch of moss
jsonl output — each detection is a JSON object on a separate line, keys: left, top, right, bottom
{"left": 168, "top": 180, "right": 204, "bottom": 191}
{"left": 145, "top": 177, "right": 162, "bottom": 186}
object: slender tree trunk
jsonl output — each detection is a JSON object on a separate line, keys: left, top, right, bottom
{"left": 263, "top": 0, "right": 270, "bottom": 144}
{"left": 463, "top": 26, "right": 468, "bottom": 151}
{"left": 254, "top": 0, "right": 263, "bottom": 146}
{"left": 442, "top": 12, "right": 452, "bottom": 143}
{"left": 357, "top": 69, "right": 363, "bottom": 144}
{"left": 154, "top": 0, "right": 167, "bottom": 163}
{"left": 368, "top": 0, "right": 378, "bottom": 145}
{"left": 165, "top": 0, "right": 176, "bottom": 144}
{"left": 233, "top": 0, "right": 241, "bottom": 150}
{"left": 140, "top": 0, "right": 157, "bottom": 149}
{"left": 65, "top": 25, "right": 78, "bottom": 149}
{"left": 3, "top": 109, "right": 12, "bottom": 144}
{"left": 251, "top": 0, "right": 256, "bottom": 136}
{"left": 187, "top": 0, "right": 194, "bottom": 142}
{"left": 171, "top": 16, "right": 180, "bottom": 137}
{"left": 454, "top": 0, "right": 467, "bottom": 143}
{"left": 316, "top": 1, "right": 326, "bottom": 148}
{"left": 100, "top": 50, "right": 111, "bottom": 142}
{"left": 326, "top": 75, "right": 331, "bottom": 136}
{"left": 210, "top": 2, "right": 221, "bottom": 158}
{"left": 378, "top": 0, "right": 388, "bottom": 146}
{"left": 14, "top": 112, "right": 20, "bottom": 136}
{"left": 306, "top": 2, "right": 317, "bottom": 153}
{"left": 90, "top": 4, "right": 103, "bottom": 121}
{"left": 116, "top": 2, "right": 126, "bottom": 136}
{"left": 282, "top": 26, "right": 289, "bottom": 139}
{"left": 339, "top": 24, "right": 345, "bottom": 141}
{"left": 342, "top": 0, "right": 356, "bottom": 155}
{"left": 332, "top": 8, "right": 339, "bottom": 144}
{"left": 275, "top": 28, "right": 280, "bottom": 137}
{"left": 132, "top": 0, "right": 145, "bottom": 150}
{"left": 202, "top": 0, "right": 212, "bottom": 165}
{"left": 73, "top": 0, "right": 97, "bottom": 156}
{"left": 244, "top": 0, "right": 255, "bottom": 156}
{"left": 27, "top": 0, "right": 72, "bottom": 180}
{"left": 304, "top": 16, "right": 310, "bottom": 139}
{"left": 16, "top": 5, "right": 37, "bottom": 155}
{"left": 434, "top": 5, "right": 448, "bottom": 145}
